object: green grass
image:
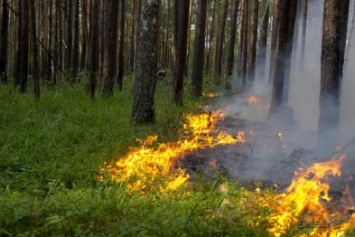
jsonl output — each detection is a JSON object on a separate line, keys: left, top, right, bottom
{"left": 1, "top": 77, "right": 353, "bottom": 236}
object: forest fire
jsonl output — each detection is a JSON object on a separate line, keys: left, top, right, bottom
{"left": 268, "top": 153, "right": 355, "bottom": 236}
{"left": 100, "top": 111, "right": 245, "bottom": 193}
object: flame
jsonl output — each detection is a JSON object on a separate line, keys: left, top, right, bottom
{"left": 245, "top": 95, "right": 261, "bottom": 104}
{"left": 100, "top": 111, "right": 245, "bottom": 194}
{"left": 268, "top": 153, "right": 349, "bottom": 236}
{"left": 203, "top": 92, "right": 219, "bottom": 98}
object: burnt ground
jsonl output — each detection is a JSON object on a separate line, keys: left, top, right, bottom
{"left": 177, "top": 103, "right": 355, "bottom": 205}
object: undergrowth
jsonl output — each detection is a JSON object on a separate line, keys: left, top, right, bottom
{"left": 1, "top": 77, "right": 351, "bottom": 236}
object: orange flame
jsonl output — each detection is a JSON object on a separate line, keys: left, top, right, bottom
{"left": 100, "top": 111, "right": 245, "bottom": 194}
{"left": 268, "top": 153, "right": 350, "bottom": 236}
{"left": 203, "top": 92, "right": 219, "bottom": 98}
{"left": 245, "top": 95, "right": 261, "bottom": 104}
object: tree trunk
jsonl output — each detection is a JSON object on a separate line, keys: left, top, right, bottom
{"left": 65, "top": 0, "right": 72, "bottom": 72}
{"left": 89, "top": 0, "right": 100, "bottom": 100}
{"left": 131, "top": 0, "right": 160, "bottom": 124}
{"left": 225, "top": 0, "right": 240, "bottom": 89}
{"left": 268, "top": 0, "right": 280, "bottom": 85}
{"left": 256, "top": 2, "right": 270, "bottom": 80}
{"left": 117, "top": 0, "right": 125, "bottom": 91}
{"left": 283, "top": 0, "right": 298, "bottom": 104}
{"left": 191, "top": 0, "right": 207, "bottom": 97}
{"left": 318, "top": 0, "right": 350, "bottom": 147}
{"left": 300, "top": 0, "right": 308, "bottom": 69}
{"left": 0, "top": 0, "right": 9, "bottom": 84}
{"left": 239, "top": 0, "right": 249, "bottom": 87}
{"left": 102, "top": 0, "right": 119, "bottom": 98}
{"left": 214, "top": 0, "right": 228, "bottom": 86}
{"left": 172, "top": 0, "right": 190, "bottom": 106}
{"left": 246, "top": 0, "right": 259, "bottom": 86}
{"left": 16, "top": 0, "right": 29, "bottom": 93}
{"left": 269, "top": 0, "right": 289, "bottom": 115}
{"left": 30, "top": 0, "right": 40, "bottom": 99}
{"left": 70, "top": 0, "right": 79, "bottom": 81}
{"left": 204, "top": 0, "right": 216, "bottom": 73}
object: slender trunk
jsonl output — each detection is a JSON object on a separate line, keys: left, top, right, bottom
{"left": 0, "top": 0, "right": 9, "bottom": 84}
{"left": 70, "top": 0, "right": 79, "bottom": 81}
{"left": 89, "top": 0, "right": 99, "bottom": 100}
{"left": 204, "top": 0, "right": 216, "bottom": 72}
{"left": 256, "top": 2, "right": 270, "bottom": 80}
{"left": 214, "top": 0, "right": 228, "bottom": 86}
{"left": 225, "top": 0, "right": 240, "bottom": 79}
{"left": 30, "top": 0, "right": 40, "bottom": 99}
{"left": 172, "top": 0, "right": 190, "bottom": 106}
{"left": 191, "top": 0, "right": 207, "bottom": 97}
{"left": 117, "top": 0, "right": 126, "bottom": 91}
{"left": 246, "top": 0, "right": 259, "bottom": 86}
{"left": 300, "top": 0, "right": 308, "bottom": 69}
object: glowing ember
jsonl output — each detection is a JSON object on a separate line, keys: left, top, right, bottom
{"left": 277, "top": 132, "right": 287, "bottom": 149}
{"left": 245, "top": 95, "right": 261, "bottom": 104}
{"left": 203, "top": 92, "right": 219, "bottom": 98}
{"left": 268, "top": 153, "right": 349, "bottom": 236}
{"left": 100, "top": 111, "right": 245, "bottom": 194}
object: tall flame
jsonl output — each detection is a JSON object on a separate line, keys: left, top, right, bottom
{"left": 268, "top": 153, "right": 350, "bottom": 236}
{"left": 100, "top": 111, "right": 245, "bottom": 194}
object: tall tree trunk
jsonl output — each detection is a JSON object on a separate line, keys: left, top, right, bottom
{"left": 225, "top": 0, "right": 240, "bottom": 90}
{"left": 163, "top": 0, "right": 171, "bottom": 64}
{"left": 89, "top": 0, "right": 99, "bottom": 100}
{"left": 239, "top": 0, "right": 249, "bottom": 87}
{"left": 172, "top": 0, "right": 190, "bottom": 106}
{"left": 300, "top": 0, "right": 308, "bottom": 69}
{"left": 117, "top": 0, "right": 125, "bottom": 91}
{"left": 283, "top": 0, "right": 298, "bottom": 104}
{"left": 268, "top": 0, "right": 281, "bottom": 85}
{"left": 318, "top": 0, "right": 350, "bottom": 147}
{"left": 30, "top": 0, "right": 40, "bottom": 99}
{"left": 70, "top": 0, "right": 79, "bottom": 81}
{"left": 204, "top": 0, "right": 216, "bottom": 73}
{"left": 246, "top": 0, "right": 259, "bottom": 86}
{"left": 65, "top": 0, "right": 73, "bottom": 71}
{"left": 269, "top": 0, "right": 289, "bottom": 115}
{"left": 102, "top": 0, "right": 119, "bottom": 97}
{"left": 16, "top": 0, "right": 29, "bottom": 93}
{"left": 256, "top": 2, "right": 270, "bottom": 80}
{"left": 131, "top": 0, "right": 160, "bottom": 124}
{"left": 213, "top": 0, "right": 228, "bottom": 86}
{"left": 191, "top": 0, "right": 207, "bottom": 97}
{"left": 0, "top": 0, "right": 9, "bottom": 84}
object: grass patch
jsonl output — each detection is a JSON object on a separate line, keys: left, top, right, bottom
{"left": 1, "top": 78, "right": 353, "bottom": 236}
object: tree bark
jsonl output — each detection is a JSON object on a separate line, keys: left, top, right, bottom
{"left": 225, "top": 0, "right": 240, "bottom": 89}
{"left": 89, "top": 0, "right": 100, "bottom": 100}
{"left": 300, "top": 0, "right": 308, "bottom": 69}
{"left": 204, "top": 0, "right": 216, "bottom": 73}
{"left": 131, "top": 0, "right": 160, "bottom": 124}
{"left": 30, "top": 0, "right": 40, "bottom": 99}
{"left": 191, "top": 0, "right": 207, "bottom": 97}
{"left": 0, "top": 0, "right": 9, "bottom": 84}
{"left": 102, "top": 0, "right": 119, "bottom": 98}
{"left": 213, "top": 0, "right": 228, "bottom": 86}
{"left": 172, "top": 0, "right": 190, "bottom": 106}
{"left": 318, "top": 0, "right": 350, "bottom": 147}
{"left": 256, "top": 2, "right": 270, "bottom": 80}
{"left": 16, "top": 0, "right": 29, "bottom": 93}
{"left": 117, "top": 0, "right": 126, "bottom": 91}
{"left": 246, "top": 0, "right": 259, "bottom": 86}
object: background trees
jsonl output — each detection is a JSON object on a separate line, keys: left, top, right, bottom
{"left": 0, "top": 0, "right": 352, "bottom": 142}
